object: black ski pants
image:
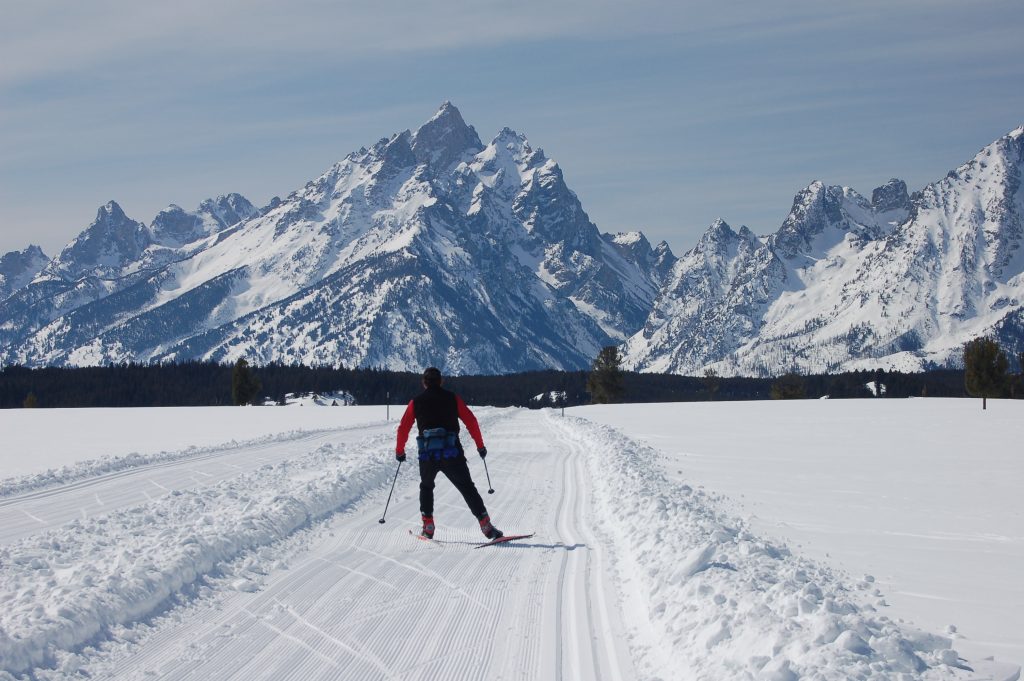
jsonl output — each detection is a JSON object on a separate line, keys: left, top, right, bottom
{"left": 419, "top": 456, "right": 487, "bottom": 519}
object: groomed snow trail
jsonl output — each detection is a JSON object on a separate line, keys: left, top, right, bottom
{"left": 1, "top": 409, "right": 1008, "bottom": 680}
{"left": 5, "top": 409, "right": 636, "bottom": 680}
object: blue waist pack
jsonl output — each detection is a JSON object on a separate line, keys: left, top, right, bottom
{"left": 417, "top": 428, "right": 460, "bottom": 461}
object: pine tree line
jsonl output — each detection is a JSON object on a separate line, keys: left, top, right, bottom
{"left": 0, "top": 360, "right": 976, "bottom": 409}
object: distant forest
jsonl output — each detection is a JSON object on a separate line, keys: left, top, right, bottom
{"left": 0, "top": 361, "right": 972, "bottom": 409}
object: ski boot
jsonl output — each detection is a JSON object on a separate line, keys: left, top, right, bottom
{"left": 421, "top": 515, "right": 435, "bottom": 539}
{"left": 478, "top": 514, "right": 503, "bottom": 540}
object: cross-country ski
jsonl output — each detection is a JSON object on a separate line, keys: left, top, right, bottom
{"left": 474, "top": 532, "right": 535, "bottom": 548}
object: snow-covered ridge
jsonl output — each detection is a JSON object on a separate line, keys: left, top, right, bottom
{"left": 549, "top": 413, "right": 974, "bottom": 679}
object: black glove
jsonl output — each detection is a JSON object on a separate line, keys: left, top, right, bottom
{"left": 477, "top": 447, "right": 487, "bottom": 459}
{"left": 396, "top": 451, "right": 406, "bottom": 463}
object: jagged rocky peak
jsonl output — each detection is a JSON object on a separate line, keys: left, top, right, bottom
{"left": 650, "top": 240, "right": 678, "bottom": 280}
{"left": 691, "top": 219, "right": 760, "bottom": 262}
{"left": 150, "top": 204, "right": 197, "bottom": 245}
{"left": 770, "top": 181, "right": 858, "bottom": 258}
{"left": 198, "top": 193, "right": 257, "bottom": 227}
{"left": 1, "top": 244, "right": 48, "bottom": 270}
{"left": 411, "top": 101, "right": 484, "bottom": 169}
{"left": 85, "top": 201, "right": 146, "bottom": 242}
{"left": 988, "top": 124, "right": 1024, "bottom": 160}
{"left": 612, "top": 230, "right": 651, "bottom": 251}
{"left": 48, "top": 200, "right": 151, "bottom": 278}
{"left": 705, "top": 218, "right": 737, "bottom": 241}
{"left": 488, "top": 126, "right": 545, "bottom": 162}
{"left": 97, "top": 200, "right": 128, "bottom": 224}
{"left": 0, "top": 245, "right": 50, "bottom": 298}
{"left": 871, "top": 178, "right": 910, "bottom": 213}
{"left": 790, "top": 181, "right": 845, "bottom": 225}
{"left": 475, "top": 127, "right": 545, "bottom": 174}
{"left": 609, "top": 232, "right": 677, "bottom": 284}
{"left": 151, "top": 194, "right": 257, "bottom": 247}
{"left": 376, "top": 130, "right": 417, "bottom": 169}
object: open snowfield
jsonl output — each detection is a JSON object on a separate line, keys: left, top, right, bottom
{"left": 0, "top": 401, "right": 1020, "bottom": 680}
{"left": 0, "top": 405, "right": 385, "bottom": 478}
{"left": 571, "top": 398, "right": 1024, "bottom": 671}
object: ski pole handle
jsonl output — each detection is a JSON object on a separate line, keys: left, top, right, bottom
{"left": 378, "top": 460, "right": 402, "bottom": 523}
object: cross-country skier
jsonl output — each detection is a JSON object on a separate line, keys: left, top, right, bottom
{"left": 395, "top": 367, "right": 503, "bottom": 541}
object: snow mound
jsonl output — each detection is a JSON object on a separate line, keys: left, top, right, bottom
{"left": 0, "top": 434, "right": 392, "bottom": 675}
{"left": 549, "top": 413, "right": 973, "bottom": 680}
{"left": 0, "top": 428, "right": 339, "bottom": 499}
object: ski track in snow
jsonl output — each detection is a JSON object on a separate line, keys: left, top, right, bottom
{"left": 0, "top": 409, "right": 1016, "bottom": 680}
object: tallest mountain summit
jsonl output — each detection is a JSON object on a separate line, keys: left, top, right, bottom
{"left": 411, "top": 101, "right": 485, "bottom": 169}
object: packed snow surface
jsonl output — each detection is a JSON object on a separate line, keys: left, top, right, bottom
{"left": 0, "top": 403, "right": 1018, "bottom": 679}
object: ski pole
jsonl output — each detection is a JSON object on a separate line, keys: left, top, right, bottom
{"left": 378, "top": 460, "right": 402, "bottom": 523}
{"left": 483, "top": 457, "right": 495, "bottom": 494}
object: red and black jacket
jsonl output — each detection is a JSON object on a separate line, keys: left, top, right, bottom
{"left": 395, "top": 386, "right": 484, "bottom": 456}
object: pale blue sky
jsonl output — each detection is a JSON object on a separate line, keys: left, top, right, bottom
{"left": 1, "top": 0, "right": 1022, "bottom": 257}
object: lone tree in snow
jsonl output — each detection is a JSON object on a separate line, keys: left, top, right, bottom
{"left": 587, "top": 345, "right": 625, "bottom": 404}
{"left": 771, "top": 372, "right": 806, "bottom": 400}
{"left": 232, "top": 358, "right": 262, "bottom": 406}
{"left": 963, "top": 337, "right": 1008, "bottom": 410}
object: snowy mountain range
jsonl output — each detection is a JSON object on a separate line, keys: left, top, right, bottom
{"left": 623, "top": 126, "right": 1024, "bottom": 375}
{"left": 1, "top": 105, "right": 1021, "bottom": 375}
{"left": 0, "top": 103, "right": 673, "bottom": 373}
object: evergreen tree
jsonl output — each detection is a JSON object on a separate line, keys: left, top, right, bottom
{"left": 771, "top": 372, "right": 806, "bottom": 400}
{"left": 231, "top": 358, "right": 262, "bottom": 406}
{"left": 963, "top": 337, "right": 1008, "bottom": 410}
{"left": 23, "top": 392, "right": 38, "bottom": 408}
{"left": 1013, "top": 351, "right": 1024, "bottom": 399}
{"left": 587, "top": 346, "right": 625, "bottom": 404}
{"left": 702, "top": 368, "right": 720, "bottom": 401}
